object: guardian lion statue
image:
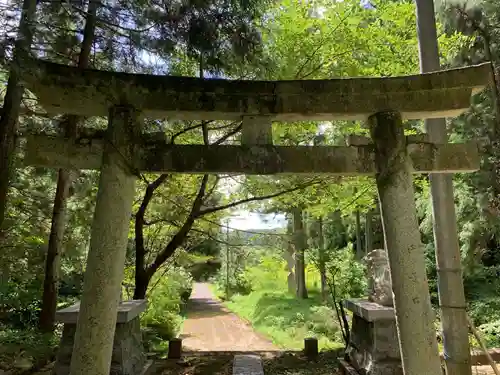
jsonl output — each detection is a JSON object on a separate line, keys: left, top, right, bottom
{"left": 364, "top": 249, "right": 394, "bottom": 307}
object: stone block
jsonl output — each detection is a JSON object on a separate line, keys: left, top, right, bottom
{"left": 54, "top": 316, "right": 146, "bottom": 375}
{"left": 232, "top": 354, "right": 264, "bottom": 375}
{"left": 344, "top": 299, "right": 402, "bottom": 375}
{"left": 344, "top": 299, "right": 395, "bottom": 321}
{"left": 55, "top": 299, "right": 147, "bottom": 324}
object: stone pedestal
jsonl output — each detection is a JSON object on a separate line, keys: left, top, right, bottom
{"left": 54, "top": 300, "right": 148, "bottom": 375}
{"left": 344, "top": 299, "right": 402, "bottom": 375}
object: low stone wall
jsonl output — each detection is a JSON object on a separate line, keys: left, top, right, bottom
{"left": 344, "top": 299, "right": 403, "bottom": 375}
{"left": 53, "top": 300, "right": 148, "bottom": 375}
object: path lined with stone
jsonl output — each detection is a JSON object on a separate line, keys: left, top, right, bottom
{"left": 180, "top": 283, "right": 277, "bottom": 352}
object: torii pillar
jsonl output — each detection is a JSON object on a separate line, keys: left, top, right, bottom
{"left": 370, "top": 111, "right": 443, "bottom": 375}
{"left": 69, "top": 106, "right": 141, "bottom": 375}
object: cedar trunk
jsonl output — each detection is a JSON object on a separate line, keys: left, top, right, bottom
{"left": 355, "top": 210, "right": 363, "bottom": 260}
{"left": 38, "top": 1, "right": 98, "bottom": 332}
{"left": 39, "top": 169, "right": 72, "bottom": 332}
{"left": 293, "top": 207, "right": 308, "bottom": 299}
{"left": 317, "top": 216, "right": 327, "bottom": 302}
{"left": 0, "top": 0, "right": 36, "bottom": 233}
{"left": 364, "top": 210, "right": 373, "bottom": 255}
{"left": 415, "top": 0, "right": 472, "bottom": 373}
{"left": 285, "top": 214, "right": 296, "bottom": 294}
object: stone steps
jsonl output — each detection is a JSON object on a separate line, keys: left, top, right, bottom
{"left": 232, "top": 354, "right": 264, "bottom": 375}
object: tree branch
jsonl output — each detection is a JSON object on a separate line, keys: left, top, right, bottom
{"left": 146, "top": 175, "right": 209, "bottom": 278}
{"left": 294, "top": 9, "right": 353, "bottom": 79}
{"left": 195, "top": 179, "right": 321, "bottom": 217}
{"left": 134, "top": 174, "right": 169, "bottom": 280}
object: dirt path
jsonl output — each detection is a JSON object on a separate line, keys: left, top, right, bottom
{"left": 180, "top": 283, "right": 278, "bottom": 351}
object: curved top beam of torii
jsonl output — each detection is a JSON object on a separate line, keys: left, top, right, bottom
{"left": 19, "top": 57, "right": 492, "bottom": 121}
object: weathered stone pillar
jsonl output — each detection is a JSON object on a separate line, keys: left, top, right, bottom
{"left": 54, "top": 300, "right": 148, "bottom": 375}
{"left": 368, "top": 111, "right": 442, "bottom": 375}
{"left": 415, "top": 0, "right": 472, "bottom": 373}
{"left": 69, "top": 106, "right": 141, "bottom": 375}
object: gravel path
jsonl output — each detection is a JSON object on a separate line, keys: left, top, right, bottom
{"left": 180, "top": 283, "right": 278, "bottom": 351}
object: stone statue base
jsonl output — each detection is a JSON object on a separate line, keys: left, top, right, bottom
{"left": 53, "top": 300, "right": 149, "bottom": 375}
{"left": 343, "top": 299, "right": 402, "bottom": 375}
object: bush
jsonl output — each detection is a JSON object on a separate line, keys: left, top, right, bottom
{"left": 322, "top": 245, "right": 366, "bottom": 301}
{"left": 0, "top": 325, "right": 59, "bottom": 373}
{"left": 141, "top": 266, "right": 193, "bottom": 340}
{"left": 0, "top": 277, "right": 43, "bottom": 329}
{"left": 307, "top": 305, "right": 340, "bottom": 338}
{"left": 469, "top": 297, "right": 500, "bottom": 326}
{"left": 240, "top": 255, "right": 288, "bottom": 292}
{"left": 478, "top": 320, "right": 500, "bottom": 348}
{"left": 122, "top": 265, "right": 193, "bottom": 342}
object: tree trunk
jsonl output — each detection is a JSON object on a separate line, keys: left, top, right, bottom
{"left": 0, "top": 0, "right": 36, "bottom": 234}
{"left": 69, "top": 106, "right": 141, "bottom": 375}
{"left": 482, "top": 31, "right": 500, "bottom": 137}
{"left": 133, "top": 268, "right": 150, "bottom": 300}
{"left": 293, "top": 207, "right": 308, "bottom": 299}
{"left": 318, "top": 216, "right": 327, "bottom": 302}
{"left": 38, "top": 1, "right": 98, "bottom": 333}
{"left": 39, "top": 169, "right": 72, "bottom": 332}
{"left": 355, "top": 210, "right": 363, "bottom": 260}
{"left": 285, "top": 213, "right": 296, "bottom": 294}
{"left": 481, "top": 29, "right": 500, "bottom": 212}
{"left": 415, "top": 1, "right": 472, "bottom": 374}
{"left": 365, "top": 210, "right": 373, "bottom": 256}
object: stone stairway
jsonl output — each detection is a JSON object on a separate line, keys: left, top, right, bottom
{"left": 232, "top": 354, "right": 264, "bottom": 375}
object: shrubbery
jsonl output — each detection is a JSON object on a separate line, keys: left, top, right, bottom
{"left": 0, "top": 324, "right": 59, "bottom": 373}
{"left": 314, "top": 244, "right": 366, "bottom": 301}
{"left": 478, "top": 320, "right": 500, "bottom": 347}
{"left": 123, "top": 265, "right": 193, "bottom": 342}
{"left": 239, "top": 254, "right": 288, "bottom": 292}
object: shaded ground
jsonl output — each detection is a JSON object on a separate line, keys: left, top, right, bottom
{"left": 263, "top": 351, "right": 341, "bottom": 375}
{"left": 472, "top": 364, "right": 499, "bottom": 374}
{"left": 147, "top": 355, "right": 233, "bottom": 375}
{"left": 147, "top": 351, "right": 341, "bottom": 375}
{"left": 180, "top": 283, "right": 278, "bottom": 351}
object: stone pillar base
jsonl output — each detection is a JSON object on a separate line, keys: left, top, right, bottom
{"left": 54, "top": 300, "right": 147, "bottom": 375}
{"left": 344, "top": 299, "right": 403, "bottom": 375}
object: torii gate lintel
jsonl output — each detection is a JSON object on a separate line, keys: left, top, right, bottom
{"left": 25, "top": 133, "right": 480, "bottom": 175}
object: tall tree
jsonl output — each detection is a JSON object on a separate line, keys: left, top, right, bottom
{"left": 285, "top": 213, "right": 296, "bottom": 294}
{"left": 365, "top": 210, "right": 373, "bottom": 254}
{"left": 0, "top": 0, "right": 37, "bottom": 234}
{"left": 415, "top": 0, "right": 472, "bottom": 374}
{"left": 293, "top": 207, "right": 308, "bottom": 299}
{"left": 317, "top": 215, "right": 327, "bottom": 301}
{"left": 355, "top": 210, "right": 363, "bottom": 260}
{"left": 39, "top": 0, "right": 99, "bottom": 333}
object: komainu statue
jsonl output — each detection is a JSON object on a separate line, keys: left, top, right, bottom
{"left": 364, "top": 249, "right": 393, "bottom": 307}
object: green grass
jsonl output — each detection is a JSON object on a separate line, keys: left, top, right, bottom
{"left": 223, "top": 289, "right": 343, "bottom": 351}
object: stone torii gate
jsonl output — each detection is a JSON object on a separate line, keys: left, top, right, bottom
{"left": 20, "top": 57, "right": 491, "bottom": 375}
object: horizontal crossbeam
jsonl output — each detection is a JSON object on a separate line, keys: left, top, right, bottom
{"left": 20, "top": 57, "right": 491, "bottom": 121}
{"left": 24, "top": 135, "right": 480, "bottom": 175}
